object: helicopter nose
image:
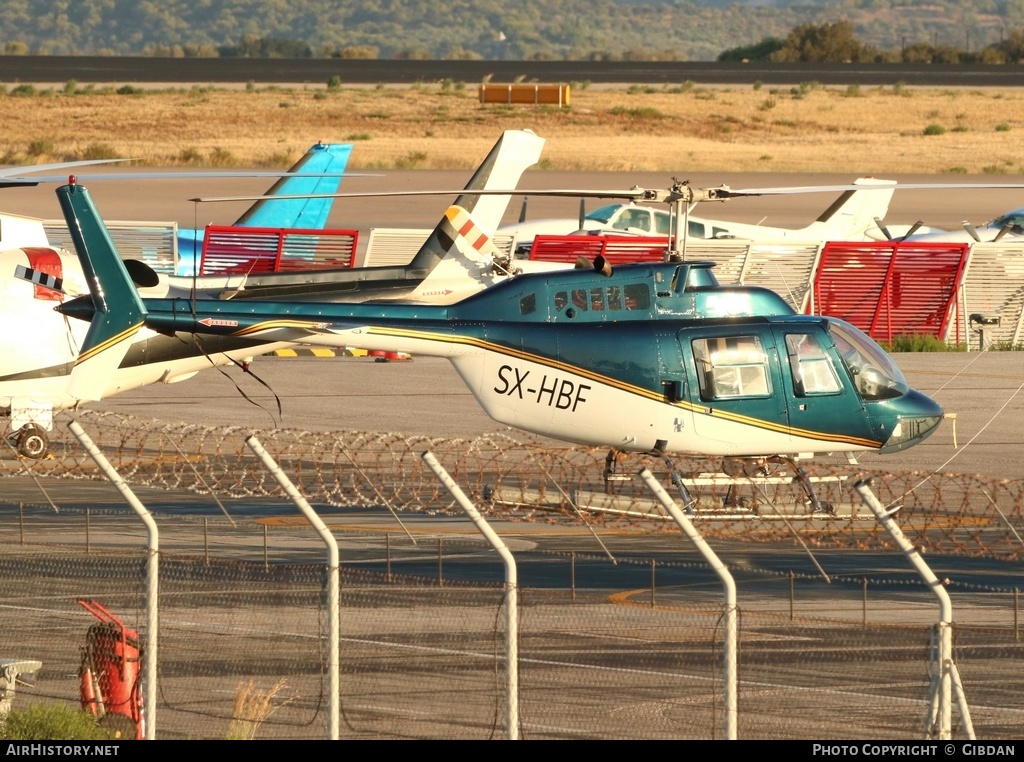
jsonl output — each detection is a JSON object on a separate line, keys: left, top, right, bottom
{"left": 876, "top": 389, "right": 944, "bottom": 454}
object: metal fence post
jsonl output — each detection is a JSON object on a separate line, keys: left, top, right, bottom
{"left": 422, "top": 451, "right": 519, "bottom": 741}
{"left": 855, "top": 480, "right": 975, "bottom": 741}
{"left": 246, "top": 435, "right": 340, "bottom": 741}
{"left": 69, "top": 420, "right": 158, "bottom": 741}
{"left": 640, "top": 468, "right": 737, "bottom": 741}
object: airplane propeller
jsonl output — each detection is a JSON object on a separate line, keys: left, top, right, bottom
{"left": 870, "top": 216, "right": 925, "bottom": 242}
{"left": 872, "top": 216, "right": 892, "bottom": 241}
{"left": 993, "top": 224, "right": 1014, "bottom": 242}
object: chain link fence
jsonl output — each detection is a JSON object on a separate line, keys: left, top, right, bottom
{"left": 1, "top": 412, "right": 1022, "bottom": 739}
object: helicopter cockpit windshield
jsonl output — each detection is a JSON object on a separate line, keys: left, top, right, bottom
{"left": 826, "top": 318, "right": 909, "bottom": 401}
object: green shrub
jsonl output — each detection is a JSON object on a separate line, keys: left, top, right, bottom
{"left": 178, "top": 146, "right": 203, "bottom": 165}
{"left": 880, "top": 335, "right": 963, "bottom": 352}
{"left": 80, "top": 143, "right": 120, "bottom": 160}
{"left": 995, "top": 123, "right": 1011, "bottom": 132}
{"left": 0, "top": 703, "right": 119, "bottom": 740}
{"left": 27, "top": 139, "right": 53, "bottom": 157}
{"left": 395, "top": 150, "right": 427, "bottom": 169}
{"left": 609, "top": 106, "right": 665, "bottom": 118}
{"left": 923, "top": 124, "right": 946, "bottom": 136}
{"left": 208, "top": 146, "right": 236, "bottom": 167}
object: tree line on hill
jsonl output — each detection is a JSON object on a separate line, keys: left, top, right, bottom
{"left": 3, "top": 0, "right": 1024, "bottom": 63}
{"left": 719, "top": 20, "right": 1024, "bottom": 64}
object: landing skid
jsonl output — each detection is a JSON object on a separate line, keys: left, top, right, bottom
{"left": 602, "top": 450, "right": 843, "bottom": 517}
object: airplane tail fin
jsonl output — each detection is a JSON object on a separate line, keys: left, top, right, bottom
{"left": 802, "top": 178, "right": 897, "bottom": 240}
{"left": 407, "top": 129, "right": 545, "bottom": 275}
{"left": 177, "top": 142, "right": 353, "bottom": 275}
{"left": 56, "top": 182, "right": 147, "bottom": 401}
{"left": 233, "top": 142, "right": 353, "bottom": 229}
{"left": 406, "top": 204, "right": 510, "bottom": 303}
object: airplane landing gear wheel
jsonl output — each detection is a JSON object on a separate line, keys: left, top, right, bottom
{"left": 16, "top": 425, "right": 48, "bottom": 459}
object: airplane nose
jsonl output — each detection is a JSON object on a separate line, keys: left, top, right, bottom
{"left": 876, "top": 389, "right": 944, "bottom": 454}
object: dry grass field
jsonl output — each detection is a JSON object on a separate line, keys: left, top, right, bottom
{"left": 3, "top": 81, "right": 1024, "bottom": 174}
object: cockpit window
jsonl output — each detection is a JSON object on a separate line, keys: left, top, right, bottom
{"left": 826, "top": 318, "right": 909, "bottom": 401}
{"left": 785, "top": 333, "right": 840, "bottom": 396}
{"left": 624, "top": 283, "right": 650, "bottom": 310}
{"left": 692, "top": 336, "right": 771, "bottom": 399}
{"left": 584, "top": 204, "right": 622, "bottom": 224}
{"left": 612, "top": 207, "right": 652, "bottom": 232}
{"left": 553, "top": 284, "right": 647, "bottom": 314}
{"left": 989, "top": 209, "right": 1024, "bottom": 234}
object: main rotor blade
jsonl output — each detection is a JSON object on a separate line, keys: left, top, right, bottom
{"left": 1, "top": 170, "right": 373, "bottom": 187}
{"left": 0, "top": 158, "right": 134, "bottom": 178}
{"left": 190, "top": 181, "right": 1024, "bottom": 205}
{"left": 190, "top": 188, "right": 658, "bottom": 203}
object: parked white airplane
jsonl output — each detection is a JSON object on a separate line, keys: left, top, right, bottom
{"left": 0, "top": 130, "right": 545, "bottom": 458}
{"left": 499, "top": 177, "right": 897, "bottom": 252}
{"left": 872, "top": 206, "right": 1024, "bottom": 243}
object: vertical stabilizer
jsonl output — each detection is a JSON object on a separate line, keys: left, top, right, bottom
{"left": 233, "top": 142, "right": 353, "bottom": 229}
{"left": 407, "top": 130, "right": 545, "bottom": 274}
{"left": 803, "top": 178, "right": 897, "bottom": 240}
{"left": 176, "top": 142, "right": 352, "bottom": 274}
{"left": 56, "top": 182, "right": 147, "bottom": 400}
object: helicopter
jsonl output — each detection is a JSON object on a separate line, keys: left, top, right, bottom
{"left": 0, "top": 129, "right": 545, "bottom": 458}
{"left": 55, "top": 178, "right": 944, "bottom": 510}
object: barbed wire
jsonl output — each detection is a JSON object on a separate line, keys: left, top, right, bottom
{"left": 3, "top": 410, "right": 1023, "bottom": 561}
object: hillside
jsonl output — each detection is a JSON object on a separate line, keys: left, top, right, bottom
{"left": 0, "top": 0, "right": 1012, "bottom": 62}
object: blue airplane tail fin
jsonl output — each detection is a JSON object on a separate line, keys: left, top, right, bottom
{"left": 55, "top": 181, "right": 147, "bottom": 401}
{"left": 177, "top": 142, "right": 352, "bottom": 274}
{"left": 234, "top": 142, "right": 352, "bottom": 229}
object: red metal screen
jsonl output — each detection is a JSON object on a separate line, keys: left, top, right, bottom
{"left": 528, "top": 235, "right": 671, "bottom": 265}
{"left": 199, "top": 225, "right": 359, "bottom": 275}
{"left": 812, "top": 242, "right": 969, "bottom": 341}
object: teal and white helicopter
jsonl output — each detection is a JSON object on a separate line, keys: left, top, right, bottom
{"left": 54, "top": 176, "right": 943, "bottom": 511}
